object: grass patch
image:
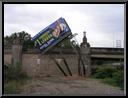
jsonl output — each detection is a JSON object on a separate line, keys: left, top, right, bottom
{"left": 4, "top": 79, "right": 26, "bottom": 94}
{"left": 102, "top": 77, "right": 124, "bottom": 90}
{"left": 4, "top": 63, "right": 31, "bottom": 94}
{"left": 102, "top": 78, "right": 117, "bottom": 86}
{"left": 4, "top": 76, "right": 32, "bottom": 94}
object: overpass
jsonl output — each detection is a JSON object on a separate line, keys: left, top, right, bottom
{"left": 91, "top": 47, "right": 124, "bottom": 59}
{"left": 90, "top": 47, "right": 124, "bottom": 65}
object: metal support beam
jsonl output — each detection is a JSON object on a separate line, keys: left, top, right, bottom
{"left": 63, "top": 58, "right": 72, "bottom": 76}
{"left": 59, "top": 48, "right": 72, "bottom": 76}
{"left": 49, "top": 53, "right": 68, "bottom": 76}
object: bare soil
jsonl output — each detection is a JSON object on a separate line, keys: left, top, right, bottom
{"left": 21, "top": 76, "right": 124, "bottom": 96}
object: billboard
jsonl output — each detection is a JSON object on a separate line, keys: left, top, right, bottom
{"left": 32, "top": 17, "right": 72, "bottom": 53}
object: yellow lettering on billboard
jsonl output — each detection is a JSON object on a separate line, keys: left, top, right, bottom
{"left": 35, "top": 32, "right": 53, "bottom": 47}
{"left": 34, "top": 39, "right": 42, "bottom": 46}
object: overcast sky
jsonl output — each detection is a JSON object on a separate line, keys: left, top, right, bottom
{"left": 4, "top": 4, "right": 124, "bottom": 48}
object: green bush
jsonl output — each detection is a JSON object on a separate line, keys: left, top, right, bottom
{"left": 4, "top": 77, "right": 30, "bottom": 94}
{"left": 93, "top": 66, "right": 124, "bottom": 89}
{"left": 4, "top": 63, "right": 29, "bottom": 94}
{"left": 102, "top": 78, "right": 117, "bottom": 86}
{"left": 94, "top": 67, "right": 116, "bottom": 79}
{"left": 112, "top": 70, "right": 124, "bottom": 89}
{"left": 4, "top": 80, "right": 22, "bottom": 94}
{"left": 4, "top": 63, "right": 27, "bottom": 81}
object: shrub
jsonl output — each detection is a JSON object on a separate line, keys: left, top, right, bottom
{"left": 4, "top": 63, "right": 29, "bottom": 94}
{"left": 4, "top": 80, "right": 22, "bottom": 94}
{"left": 102, "top": 78, "right": 117, "bottom": 86}
{"left": 112, "top": 70, "right": 124, "bottom": 89}
{"left": 4, "top": 63, "right": 27, "bottom": 81}
{"left": 93, "top": 66, "right": 124, "bottom": 89}
{"left": 94, "top": 67, "right": 116, "bottom": 79}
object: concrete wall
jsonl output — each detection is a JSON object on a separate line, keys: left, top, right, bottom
{"left": 4, "top": 47, "right": 124, "bottom": 77}
{"left": 22, "top": 54, "right": 78, "bottom": 77}
{"left": 4, "top": 54, "right": 12, "bottom": 65}
{"left": 4, "top": 51, "right": 78, "bottom": 77}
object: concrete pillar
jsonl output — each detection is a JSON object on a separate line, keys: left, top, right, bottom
{"left": 12, "top": 35, "right": 22, "bottom": 66}
{"left": 12, "top": 44, "right": 22, "bottom": 66}
{"left": 80, "top": 31, "right": 91, "bottom": 77}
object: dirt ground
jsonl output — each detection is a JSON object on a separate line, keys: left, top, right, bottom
{"left": 20, "top": 76, "right": 125, "bottom": 96}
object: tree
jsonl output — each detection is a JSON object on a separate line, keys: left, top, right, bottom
{"left": 4, "top": 31, "right": 34, "bottom": 51}
{"left": 56, "top": 38, "right": 72, "bottom": 48}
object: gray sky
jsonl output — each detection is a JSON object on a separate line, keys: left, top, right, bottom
{"left": 4, "top": 4, "right": 124, "bottom": 48}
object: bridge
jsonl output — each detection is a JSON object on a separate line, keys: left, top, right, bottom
{"left": 90, "top": 47, "right": 124, "bottom": 65}
{"left": 91, "top": 47, "right": 124, "bottom": 59}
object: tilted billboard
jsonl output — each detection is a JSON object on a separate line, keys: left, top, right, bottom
{"left": 32, "top": 17, "right": 72, "bottom": 53}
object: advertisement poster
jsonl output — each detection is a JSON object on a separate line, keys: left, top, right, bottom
{"left": 32, "top": 17, "right": 72, "bottom": 53}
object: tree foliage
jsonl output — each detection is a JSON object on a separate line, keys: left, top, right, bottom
{"left": 56, "top": 38, "right": 72, "bottom": 48}
{"left": 4, "top": 31, "right": 34, "bottom": 50}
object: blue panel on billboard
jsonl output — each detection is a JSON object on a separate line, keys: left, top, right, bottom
{"left": 32, "top": 17, "right": 72, "bottom": 53}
